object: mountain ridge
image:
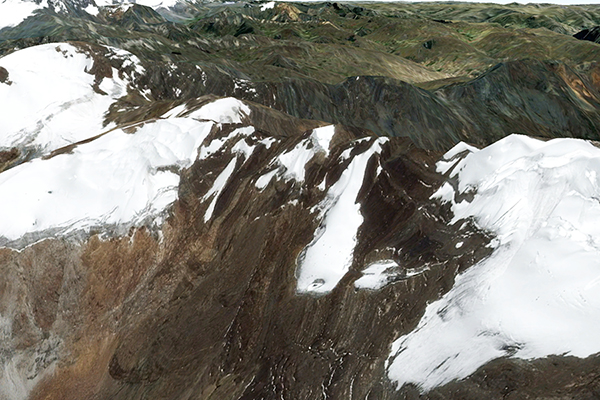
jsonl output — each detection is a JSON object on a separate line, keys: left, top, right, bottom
{"left": 3, "top": 1, "right": 600, "bottom": 399}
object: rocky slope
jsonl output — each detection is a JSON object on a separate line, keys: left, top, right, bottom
{"left": 2, "top": 1, "right": 600, "bottom": 400}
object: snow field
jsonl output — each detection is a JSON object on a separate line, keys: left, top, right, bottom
{"left": 0, "top": 0, "right": 46, "bottom": 30}
{"left": 296, "top": 138, "right": 388, "bottom": 293}
{"left": 0, "top": 118, "right": 213, "bottom": 243}
{"left": 0, "top": 43, "right": 142, "bottom": 152}
{"left": 387, "top": 134, "right": 600, "bottom": 391}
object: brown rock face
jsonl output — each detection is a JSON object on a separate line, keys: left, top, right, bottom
{"left": 0, "top": 82, "right": 599, "bottom": 398}
{"left": 0, "top": 103, "right": 493, "bottom": 400}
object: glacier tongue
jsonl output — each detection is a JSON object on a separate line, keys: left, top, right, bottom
{"left": 387, "top": 134, "right": 600, "bottom": 391}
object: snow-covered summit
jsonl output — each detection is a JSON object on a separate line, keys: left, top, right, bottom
{"left": 387, "top": 134, "right": 600, "bottom": 391}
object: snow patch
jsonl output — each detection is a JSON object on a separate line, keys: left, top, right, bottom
{"left": 256, "top": 129, "right": 334, "bottom": 188}
{"left": 310, "top": 125, "right": 335, "bottom": 157}
{"left": 255, "top": 169, "right": 278, "bottom": 190}
{"left": 188, "top": 98, "right": 251, "bottom": 124}
{"left": 84, "top": 4, "right": 99, "bottom": 15}
{"left": 260, "top": 1, "right": 275, "bottom": 11}
{"left": 203, "top": 157, "right": 238, "bottom": 222}
{"left": 296, "top": 138, "right": 388, "bottom": 294}
{"left": 198, "top": 126, "right": 255, "bottom": 160}
{"left": 231, "top": 139, "right": 255, "bottom": 162}
{"left": 278, "top": 139, "right": 317, "bottom": 183}
{"left": 355, "top": 260, "right": 398, "bottom": 290}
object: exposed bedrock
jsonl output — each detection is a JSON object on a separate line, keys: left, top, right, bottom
{"left": 1, "top": 105, "right": 492, "bottom": 399}
{"left": 129, "top": 57, "right": 600, "bottom": 151}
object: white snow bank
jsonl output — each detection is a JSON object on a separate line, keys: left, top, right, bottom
{"left": 260, "top": 1, "right": 275, "bottom": 11}
{"left": 296, "top": 138, "right": 388, "bottom": 293}
{"left": 310, "top": 125, "right": 335, "bottom": 157}
{"left": 278, "top": 139, "right": 318, "bottom": 183}
{"left": 202, "top": 157, "right": 237, "bottom": 222}
{"left": 255, "top": 169, "right": 278, "bottom": 190}
{"left": 388, "top": 134, "right": 600, "bottom": 391}
{"left": 188, "top": 97, "right": 251, "bottom": 124}
{"left": 355, "top": 260, "right": 398, "bottom": 290}
{"left": 0, "top": 118, "right": 212, "bottom": 244}
{"left": 0, "top": 43, "right": 142, "bottom": 153}
{"left": 84, "top": 4, "right": 99, "bottom": 15}
{"left": 0, "top": 0, "right": 45, "bottom": 30}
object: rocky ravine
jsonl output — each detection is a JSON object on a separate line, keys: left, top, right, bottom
{"left": 3, "top": 22, "right": 600, "bottom": 400}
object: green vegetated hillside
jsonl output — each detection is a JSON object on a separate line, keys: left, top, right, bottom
{"left": 3, "top": 0, "right": 600, "bottom": 150}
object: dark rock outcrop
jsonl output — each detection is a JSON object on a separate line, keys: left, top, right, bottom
{"left": 574, "top": 26, "right": 600, "bottom": 43}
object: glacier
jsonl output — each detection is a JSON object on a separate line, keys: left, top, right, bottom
{"left": 387, "top": 134, "right": 600, "bottom": 391}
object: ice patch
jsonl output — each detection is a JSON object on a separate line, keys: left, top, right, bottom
{"left": 387, "top": 134, "right": 600, "bottom": 391}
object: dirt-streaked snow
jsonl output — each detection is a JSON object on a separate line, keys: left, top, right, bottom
{"left": 387, "top": 134, "right": 600, "bottom": 391}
